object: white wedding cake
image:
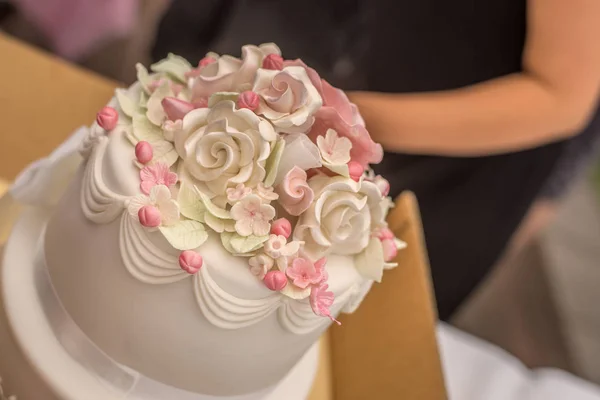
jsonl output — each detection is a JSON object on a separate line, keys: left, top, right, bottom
{"left": 0, "top": 43, "right": 404, "bottom": 399}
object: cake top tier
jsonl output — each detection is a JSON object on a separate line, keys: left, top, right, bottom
{"left": 87, "top": 43, "right": 402, "bottom": 322}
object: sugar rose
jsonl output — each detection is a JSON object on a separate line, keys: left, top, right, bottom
{"left": 293, "top": 176, "right": 385, "bottom": 260}
{"left": 252, "top": 66, "right": 322, "bottom": 133}
{"left": 284, "top": 59, "right": 383, "bottom": 168}
{"left": 192, "top": 43, "right": 281, "bottom": 99}
{"left": 174, "top": 101, "right": 276, "bottom": 204}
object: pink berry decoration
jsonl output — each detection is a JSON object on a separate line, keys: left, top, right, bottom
{"left": 179, "top": 251, "right": 204, "bottom": 274}
{"left": 138, "top": 205, "right": 161, "bottom": 228}
{"left": 270, "top": 218, "right": 292, "bottom": 238}
{"left": 263, "top": 270, "right": 288, "bottom": 291}
{"left": 381, "top": 239, "right": 398, "bottom": 262}
{"left": 348, "top": 161, "right": 364, "bottom": 182}
{"left": 96, "top": 106, "right": 118, "bottom": 130}
{"left": 135, "top": 141, "right": 153, "bottom": 164}
{"left": 161, "top": 97, "right": 194, "bottom": 121}
{"left": 237, "top": 91, "right": 260, "bottom": 111}
{"left": 262, "top": 54, "right": 283, "bottom": 70}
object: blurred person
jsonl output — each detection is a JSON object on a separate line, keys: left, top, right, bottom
{"left": 152, "top": 0, "right": 600, "bottom": 320}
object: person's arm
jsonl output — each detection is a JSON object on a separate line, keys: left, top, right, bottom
{"left": 350, "top": 0, "right": 600, "bottom": 156}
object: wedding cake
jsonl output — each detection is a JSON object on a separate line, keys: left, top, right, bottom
{"left": 0, "top": 43, "right": 404, "bottom": 399}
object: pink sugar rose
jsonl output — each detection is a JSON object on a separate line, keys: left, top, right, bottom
{"left": 140, "top": 163, "right": 178, "bottom": 195}
{"left": 284, "top": 59, "right": 383, "bottom": 169}
{"left": 285, "top": 257, "right": 323, "bottom": 289}
{"left": 276, "top": 166, "right": 314, "bottom": 216}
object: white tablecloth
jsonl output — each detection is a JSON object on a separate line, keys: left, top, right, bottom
{"left": 438, "top": 323, "right": 600, "bottom": 400}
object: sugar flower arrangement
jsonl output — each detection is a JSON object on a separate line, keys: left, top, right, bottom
{"left": 95, "top": 43, "right": 404, "bottom": 323}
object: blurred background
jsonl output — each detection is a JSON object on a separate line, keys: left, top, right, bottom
{"left": 2, "top": 0, "right": 600, "bottom": 391}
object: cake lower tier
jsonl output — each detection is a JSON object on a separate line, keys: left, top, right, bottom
{"left": 0, "top": 207, "right": 319, "bottom": 400}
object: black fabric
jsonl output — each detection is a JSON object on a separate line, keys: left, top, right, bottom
{"left": 152, "top": 0, "right": 573, "bottom": 320}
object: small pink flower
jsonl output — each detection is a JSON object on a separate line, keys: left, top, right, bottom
{"left": 285, "top": 257, "right": 322, "bottom": 289}
{"left": 179, "top": 250, "right": 203, "bottom": 274}
{"left": 237, "top": 91, "right": 260, "bottom": 111}
{"left": 161, "top": 97, "right": 194, "bottom": 121}
{"left": 276, "top": 166, "right": 314, "bottom": 216}
{"left": 230, "top": 195, "right": 276, "bottom": 237}
{"left": 226, "top": 183, "right": 252, "bottom": 203}
{"left": 249, "top": 254, "right": 274, "bottom": 279}
{"left": 314, "top": 257, "right": 328, "bottom": 283}
{"left": 263, "top": 270, "right": 288, "bottom": 291}
{"left": 96, "top": 106, "right": 118, "bottom": 130}
{"left": 140, "top": 163, "right": 178, "bottom": 195}
{"left": 264, "top": 235, "right": 288, "bottom": 259}
{"left": 310, "top": 284, "right": 340, "bottom": 325}
{"left": 135, "top": 141, "right": 153, "bottom": 164}
{"left": 256, "top": 182, "right": 279, "bottom": 202}
{"left": 262, "top": 54, "right": 284, "bottom": 70}
{"left": 271, "top": 218, "right": 292, "bottom": 238}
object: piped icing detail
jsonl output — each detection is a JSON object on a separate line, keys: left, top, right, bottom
{"left": 80, "top": 136, "right": 128, "bottom": 223}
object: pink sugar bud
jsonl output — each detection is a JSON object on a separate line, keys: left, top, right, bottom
{"left": 135, "top": 141, "right": 153, "bottom": 164}
{"left": 199, "top": 56, "right": 217, "bottom": 68}
{"left": 270, "top": 218, "right": 292, "bottom": 238}
{"left": 138, "top": 205, "right": 161, "bottom": 228}
{"left": 348, "top": 161, "right": 364, "bottom": 182}
{"left": 237, "top": 91, "right": 260, "bottom": 111}
{"left": 381, "top": 239, "right": 398, "bottom": 262}
{"left": 96, "top": 106, "right": 118, "bottom": 130}
{"left": 375, "top": 227, "right": 394, "bottom": 241}
{"left": 262, "top": 54, "right": 284, "bottom": 70}
{"left": 179, "top": 250, "right": 204, "bottom": 274}
{"left": 263, "top": 270, "right": 288, "bottom": 291}
{"left": 374, "top": 175, "right": 390, "bottom": 197}
{"left": 161, "top": 97, "right": 194, "bottom": 121}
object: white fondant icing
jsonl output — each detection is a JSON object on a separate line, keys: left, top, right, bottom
{"left": 80, "top": 137, "right": 127, "bottom": 224}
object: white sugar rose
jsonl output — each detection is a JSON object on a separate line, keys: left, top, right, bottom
{"left": 294, "top": 176, "right": 385, "bottom": 260}
{"left": 174, "top": 101, "right": 277, "bottom": 205}
{"left": 191, "top": 43, "right": 281, "bottom": 99}
{"left": 253, "top": 66, "right": 322, "bottom": 133}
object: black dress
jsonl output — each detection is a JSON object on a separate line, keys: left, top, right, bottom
{"left": 152, "top": 0, "right": 571, "bottom": 320}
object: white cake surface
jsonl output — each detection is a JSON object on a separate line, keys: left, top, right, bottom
{"left": 0, "top": 207, "right": 319, "bottom": 400}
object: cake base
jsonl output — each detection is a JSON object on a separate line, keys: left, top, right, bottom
{"left": 0, "top": 206, "right": 319, "bottom": 400}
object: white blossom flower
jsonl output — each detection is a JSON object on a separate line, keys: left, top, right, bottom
{"left": 226, "top": 183, "right": 252, "bottom": 203}
{"left": 248, "top": 253, "right": 274, "bottom": 279}
{"left": 256, "top": 182, "right": 279, "bottom": 202}
{"left": 127, "top": 184, "right": 180, "bottom": 226}
{"left": 230, "top": 194, "right": 276, "bottom": 236}
{"left": 317, "top": 129, "right": 352, "bottom": 165}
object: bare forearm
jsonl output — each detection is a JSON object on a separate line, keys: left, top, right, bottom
{"left": 350, "top": 0, "right": 600, "bottom": 157}
{"left": 350, "top": 73, "right": 594, "bottom": 156}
